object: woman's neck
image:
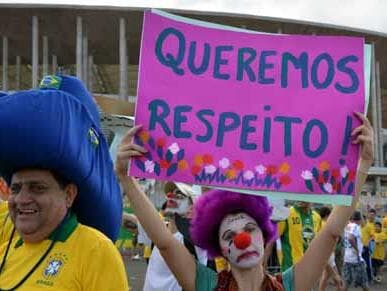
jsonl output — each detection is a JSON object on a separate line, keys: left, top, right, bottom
{"left": 231, "top": 263, "right": 264, "bottom": 291}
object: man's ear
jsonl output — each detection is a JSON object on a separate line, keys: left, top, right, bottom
{"left": 64, "top": 183, "right": 78, "bottom": 208}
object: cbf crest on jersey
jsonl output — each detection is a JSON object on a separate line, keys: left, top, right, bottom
{"left": 43, "top": 253, "right": 68, "bottom": 279}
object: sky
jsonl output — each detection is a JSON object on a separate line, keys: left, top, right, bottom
{"left": 1, "top": 0, "right": 386, "bottom": 35}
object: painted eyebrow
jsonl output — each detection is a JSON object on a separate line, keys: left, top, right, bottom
{"left": 222, "top": 230, "right": 234, "bottom": 240}
{"left": 245, "top": 222, "right": 258, "bottom": 227}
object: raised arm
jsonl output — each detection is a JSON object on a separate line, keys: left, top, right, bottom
{"left": 116, "top": 126, "right": 197, "bottom": 291}
{"left": 294, "top": 112, "right": 374, "bottom": 291}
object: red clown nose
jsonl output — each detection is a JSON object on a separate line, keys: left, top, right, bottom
{"left": 234, "top": 232, "right": 252, "bottom": 249}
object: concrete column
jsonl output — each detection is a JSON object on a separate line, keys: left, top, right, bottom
{"left": 15, "top": 56, "right": 21, "bottom": 90}
{"left": 277, "top": 23, "right": 284, "bottom": 34}
{"left": 2, "top": 36, "right": 8, "bottom": 91}
{"left": 119, "top": 17, "right": 128, "bottom": 100}
{"left": 42, "top": 35, "right": 48, "bottom": 76}
{"left": 32, "top": 16, "right": 39, "bottom": 88}
{"left": 82, "top": 33, "right": 88, "bottom": 85}
{"left": 370, "top": 43, "right": 381, "bottom": 192}
{"left": 52, "top": 54, "right": 58, "bottom": 74}
{"left": 371, "top": 44, "right": 380, "bottom": 165}
{"left": 376, "top": 61, "right": 383, "bottom": 165}
{"left": 76, "top": 16, "right": 83, "bottom": 80}
{"left": 88, "top": 55, "right": 93, "bottom": 91}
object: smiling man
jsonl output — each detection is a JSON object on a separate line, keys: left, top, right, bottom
{"left": 8, "top": 170, "right": 76, "bottom": 243}
{"left": 0, "top": 169, "right": 128, "bottom": 290}
{"left": 0, "top": 76, "right": 128, "bottom": 291}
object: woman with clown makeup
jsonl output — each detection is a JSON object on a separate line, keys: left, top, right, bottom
{"left": 116, "top": 112, "right": 374, "bottom": 291}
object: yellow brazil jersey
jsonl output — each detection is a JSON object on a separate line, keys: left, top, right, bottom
{"left": 0, "top": 213, "right": 129, "bottom": 291}
{"left": 278, "top": 206, "right": 321, "bottom": 272}
{"left": 0, "top": 201, "right": 16, "bottom": 246}
{"left": 372, "top": 232, "right": 387, "bottom": 260}
{"left": 0, "top": 201, "right": 8, "bottom": 241}
{"left": 360, "top": 221, "right": 375, "bottom": 247}
{"left": 382, "top": 216, "right": 387, "bottom": 234}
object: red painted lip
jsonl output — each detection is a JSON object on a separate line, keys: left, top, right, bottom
{"left": 166, "top": 200, "right": 178, "bottom": 208}
{"left": 237, "top": 251, "right": 259, "bottom": 263}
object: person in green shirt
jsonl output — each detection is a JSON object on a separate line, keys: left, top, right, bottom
{"left": 116, "top": 112, "right": 373, "bottom": 291}
{"left": 278, "top": 202, "right": 322, "bottom": 271}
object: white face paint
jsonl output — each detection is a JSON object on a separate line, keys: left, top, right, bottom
{"left": 218, "top": 212, "right": 264, "bottom": 269}
{"left": 165, "top": 188, "right": 190, "bottom": 215}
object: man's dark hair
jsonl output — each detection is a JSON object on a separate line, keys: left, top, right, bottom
{"left": 375, "top": 221, "right": 382, "bottom": 227}
{"left": 11, "top": 168, "right": 71, "bottom": 189}
{"left": 51, "top": 170, "right": 71, "bottom": 189}
{"left": 319, "top": 206, "right": 332, "bottom": 219}
{"left": 351, "top": 211, "right": 362, "bottom": 221}
{"left": 369, "top": 208, "right": 376, "bottom": 214}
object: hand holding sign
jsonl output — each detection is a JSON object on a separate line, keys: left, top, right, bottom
{"left": 116, "top": 125, "right": 147, "bottom": 178}
{"left": 352, "top": 112, "right": 374, "bottom": 168}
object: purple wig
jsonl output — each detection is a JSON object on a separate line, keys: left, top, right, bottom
{"left": 190, "top": 190, "right": 277, "bottom": 258}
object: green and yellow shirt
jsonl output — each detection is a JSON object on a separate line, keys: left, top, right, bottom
{"left": 0, "top": 201, "right": 15, "bottom": 246}
{"left": 0, "top": 212, "right": 129, "bottom": 291}
{"left": 278, "top": 206, "right": 321, "bottom": 272}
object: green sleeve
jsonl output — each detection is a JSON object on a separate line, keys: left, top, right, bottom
{"left": 195, "top": 261, "right": 218, "bottom": 291}
{"left": 282, "top": 265, "right": 295, "bottom": 291}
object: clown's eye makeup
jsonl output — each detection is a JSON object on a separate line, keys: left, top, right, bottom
{"left": 222, "top": 230, "right": 235, "bottom": 241}
{"left": 172, "top": 189, "right": 186, "bottom": 199}
{"left": 244, "top": 223, "right": 257, "bottom": 233}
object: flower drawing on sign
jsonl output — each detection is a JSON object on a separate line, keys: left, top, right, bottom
{"left": 323, "top": 182, "right": 333, "bottom": 193}
{"left": 340, "top": 165, "right": 349, "bottom": 178}
{"left": 204, "top": 165, "right": 217, "bottom": 174}
{"left": 266, "top": 165, "right": 278, "bottom": 176}
{"left": 243, "top": 170, "right": 255, "bottom": 180}
{"left": 192, "top": 155, "right": 293, "bottom": 191}
{"left": 301, "top": 159, "right": 356, "bottom": 195}
{"left": 132, "top": 132, "right": 295, "bottom": 191}
{"left": 219, "top": 158, "right": 230, "bottom": 169}
{"left": 178, "top": 160, "right": 189, "bottom": 170}
{"left": 203, "top": 154, "right": 213, "bottom": 164}
{"left": 255, "top": 164, "right": 266, "bottom": 175}
{"left": 279, "top": 175, "right": 292, "bottom": 186}
{"left": 133, "top": 131, "right": 188, "bottom": 177}
{"left": 194, "top": 155, "right": 204, "bottom": 166}
{"left": 301, "top": 170, "right": 313, "bottom": 180}
{"left": 168, "top": 143, "right": 180, "bottom": 154}
{"left": 145, "top": 160, "right": 155, "bottom": 173}
{"left": 232, "top": 160, "right": 244, "bottom": 171}
{"left": 279, "top": 162, "right": 290, "bottom": 174}
{"left": 301, "top": 170, "right": 314, "bottom": 192}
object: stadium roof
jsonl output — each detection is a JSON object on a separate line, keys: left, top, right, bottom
{"left": 0, "top": 1, "right": 386, "bottom": 91}
{"left": 1, "top": 0, "right": 386, "bottom": 36}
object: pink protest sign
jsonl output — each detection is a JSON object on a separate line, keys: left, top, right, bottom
{"left": 130, "top": 10, "right": 365, "bottom": 203}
